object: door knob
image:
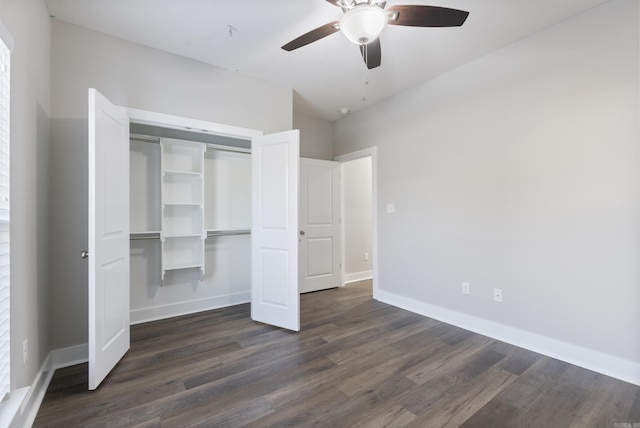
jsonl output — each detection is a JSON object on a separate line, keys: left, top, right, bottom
{"left": 81, "top": 250, "right": 89, "bottom": 259}
{"left": 299, "top": 230, "right": 305, "bottom": 235}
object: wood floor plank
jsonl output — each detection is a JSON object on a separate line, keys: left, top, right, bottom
{"left": 628, "top": 388, "right": 640, "bottom": 423}
{"left": 402, "top": 334, "right": 493, "bottom": 385}
{"left": 458, "top": 398, "right": 519, "bottom": 428}
{"left": 264, "top": 344, "right": 406, "bottom": 409}
{"left": 406, "top": 367, "right": 518, "bottom": 428}
{"left": 498, "top": 346, "right": 543, "bottom": 376}
{"left": 308, "top": 374, "right": 419, "bottom": 427}
{"left": 337, "top": 353, "right": 418, "bottom": 398}
{"left": 509, "top": 380, "right": 588, "bottom": 428}
{"left": 352, "top": 403, "right": 417, "bottom": 428}
{"left": 171, "top": 396, "right": 274, "bottom": 428}
{"left": 243, "top": 385, "right": 349, "bottom": 427}
{"left": 182, "top": 335, "right": 328, "bottom": 390}
{"left": 327, "top": 317, "right": 439, "bottom": 365}
{"left": 568, "top": 373, "right": 639, "bottom": 428}
{"left": 33, "top": 280, "right": 640, "bottom": 427}
{"left": 493, "top": 356, "right": 572, "bottom": 410}
{"left": 401, "top": 344, "right": 509, "bottom": 417}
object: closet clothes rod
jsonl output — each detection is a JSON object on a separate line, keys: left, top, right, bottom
{"left": 130, "top": 232, "right": 160, "bottom": 241}
{"left": 207, "top": 229, "right": 251, "bottom": 237}
{"left": 130, "top": 230, "right": 251, "bottom": 240}
{"left": 130, "top": 134, "right": 160, "bottom": 144}
{"left": 129, "top": 134, "right": 251, "bottom": 154}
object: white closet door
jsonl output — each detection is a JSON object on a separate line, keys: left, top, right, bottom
{"left": 299, "top": 158, "right": 341, "bottom": 293}
{"left": 88, "top": 88, "right": 130, "bottom": 390}
{"left": 251, "top": 130, "right": 300, "bottom": 331}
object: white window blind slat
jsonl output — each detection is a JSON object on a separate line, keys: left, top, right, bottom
{"left": 0, "top": 33, "right": 10, "bottom": 402}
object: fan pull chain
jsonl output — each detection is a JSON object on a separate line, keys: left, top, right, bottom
{"left": 362, "top": 43, "right": 369, "bottom": 102}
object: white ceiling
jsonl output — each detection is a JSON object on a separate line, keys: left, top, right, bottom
{"left": 44, "top": 0, "right": 611, "bottom": 121}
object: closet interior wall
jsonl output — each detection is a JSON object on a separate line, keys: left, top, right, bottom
{"left": 129, "top": 124, "right": 252, "bottom": 324}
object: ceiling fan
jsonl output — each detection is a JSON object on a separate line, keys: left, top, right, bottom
{"left": 281, "top": 0, "right": 469, "bottom": 69}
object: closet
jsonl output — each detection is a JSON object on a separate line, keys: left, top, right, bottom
{"left": 88, "top": 88, "right": 301, "bottom": 389}
{"left": 129, "top": 124, "right": 252, "bottom": 324}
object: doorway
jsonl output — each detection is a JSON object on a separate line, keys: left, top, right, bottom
{"left": 335, "top": 147, "right": 378, "bottom": 298}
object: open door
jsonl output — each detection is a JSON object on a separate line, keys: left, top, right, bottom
{"left": 299, "top": 158, "right": 341, "bottom": 293}
{"left": 88, "top": 88, "right": 130, "bottom": 389}
{"left": 251, "top": 130, "right": 300, "bottom": 331}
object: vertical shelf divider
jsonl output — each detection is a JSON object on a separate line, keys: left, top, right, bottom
{"left": 159, "top": 138, "right": 206, "bottom": 282}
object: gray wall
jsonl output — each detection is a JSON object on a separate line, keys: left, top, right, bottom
{"left": 342, "top": 157, "right": 372, "bottom": 278}
{"left": 335, "top": 0, "right": 640, "bottom": 364}
{"left": 293, "top": 113, "right": 334, "bottom": 160}
{"left": 50, "top": 21, "right": 294, "bottom": 349}
{"left": 0, "top": 0, "right": 51, "bottom": 390}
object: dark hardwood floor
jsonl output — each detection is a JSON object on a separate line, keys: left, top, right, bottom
{"left": 34, "top": 280, "right": 640, "bottom": 427}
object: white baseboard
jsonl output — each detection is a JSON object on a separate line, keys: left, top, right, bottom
{"left": 376, "top": 289, "right": 640, "bottom": 387}
{"left": 0, "top": 386, "right": 27, "bottom": 428}
{"left": 51, "top": 343, "right": 89, "bottom": 369}
{"left": 344, "top": 270, "right": 373, "bottom": 284}
{"left": 4, "top": 354, "right": 53, "bottom": 428}
{"left": 131, "top": 292, "right": 251, "bottom": 325}
{"left": 0, "top": 342, "right": 90, "bottom": 428}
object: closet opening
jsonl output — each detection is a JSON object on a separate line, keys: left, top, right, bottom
{"left": 88, "top": 89, "right": 299, "bottom": 389}
{"left": 128, "top": 122, "right": 253, "bottom": 325}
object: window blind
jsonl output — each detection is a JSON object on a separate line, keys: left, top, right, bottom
{"left": 0, "top": 31, "right": 11, "bottom": 402}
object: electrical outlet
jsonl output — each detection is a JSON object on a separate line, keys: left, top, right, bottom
{"left": 22, "top": 339, "right": 28, "bottom": 365}
{"left": 462, "top": 282, "right": 470, "bottom": 295}
{"left": 364, "top": 252, "right": 369, "bottom": 261}
{"left": 493, "top": 288, "right": 503, "bottom": 302}
{"left": 386, "top": 203, "right": 395, "bottom": 213}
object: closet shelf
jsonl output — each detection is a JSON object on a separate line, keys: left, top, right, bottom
{"left": 162, "top": 202, "right": 203, "bottom": 207}
{"left": 163, "top": 263, "right": 205, "bottom": 272}
{"left": 131, "top": 229, "right": 250, "bottom": 240}
{"left": 163, "top": 233, "right": 204, "bottom": 239}
{"left": 162, "top": 170, "right": 203, "bottom": 177}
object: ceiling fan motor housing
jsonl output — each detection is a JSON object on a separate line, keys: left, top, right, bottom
{"left": 339, "top": 4, "right": 388, "bottom": 44}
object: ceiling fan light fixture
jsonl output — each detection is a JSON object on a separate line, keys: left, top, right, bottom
{"left": 339, "top": 4, "right": 388, "bottom": 45}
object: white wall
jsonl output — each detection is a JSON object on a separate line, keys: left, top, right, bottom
{"left": 342, "top": 157, "right": 372, "bottom": 281}
{"left": 50, "top": 21, "right": 294, "bottom": 349}
{"left": 293, "top": 113, "right": 334, "bottom": 160}
{"left": 0, "top": 0, "right": 51, "bottom": 391}
{"left": 335, "top": 0, "right": 640, "bottom": 377}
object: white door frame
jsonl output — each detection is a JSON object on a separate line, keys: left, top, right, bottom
{"left": 126, "top": 107, "right": 263, "bottom": 141}
{"left": 334, "top": 147, "right": 378, "bottom": 299}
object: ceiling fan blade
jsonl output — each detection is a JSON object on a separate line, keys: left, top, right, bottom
{"left": 281, "top": 21, "right": 340, "bottom": 51}
{"left": 359, "top": 38, "right": 381, "bottom": 70}
{"left": 387, "top": 5, "right": 469, "bottom": 27}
